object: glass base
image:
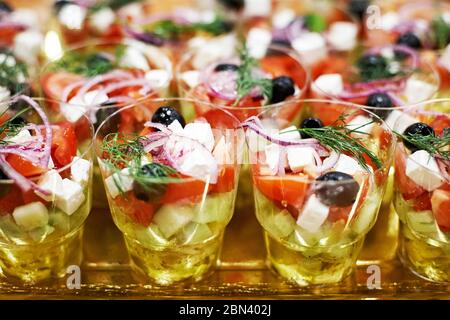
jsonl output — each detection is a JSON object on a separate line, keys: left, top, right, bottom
{"left": 93, "top": 165, "right": 108, "bottom": 209}
{"left": 398, "top": 224, "right": 449, "bottom": 283}
{"left": 0, "top": 227, "right": 84, "bottom": 283}
{"left": 265, "top": 233, "right": 363, "bottom": 286}
{"left": 125, "top": 233, "right": 223, "bottom": 285}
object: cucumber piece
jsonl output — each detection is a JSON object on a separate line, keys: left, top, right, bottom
{"left": 48, "top": 210, "right": 71, "bottom": 233}
{"left": 267, "top": 210, "right": 297, "bottom": 239}
{"left": 350, "top": 192, "right": 381, "bottom": 234}
{"left": 406, "top": 210, "right": 438, "bottom": 235}
{"left": 28, "top": 225, "right": 55, "bottom": 243}
{"left": 192, "top": 192, "right": 233, "bottom": 224}
{"left": 134, "top": 224, "right": 170, "bottom": 247}
{"left": 153, "top": 204, "right": 194, "bottom": 238}
{"left": 0, "top": 215, "right": 24, "bottom": 242}
{"left": 181, "top": 222, "right": 213, "bottom": 245}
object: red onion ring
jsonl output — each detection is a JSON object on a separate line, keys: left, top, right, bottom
{"left": 437, "top": 158, "right": 450, "bottom": 184}
{"left": 367, "top": 45, "right": 419, "bottom": 69}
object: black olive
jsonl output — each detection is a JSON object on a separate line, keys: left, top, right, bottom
{"left": 151, "top": 106, "right": 185, "bottom": 127}
{"left": 365, "top": 92, "right": 393, "bottom": 119}
{"left": 300, "top": 117, "right": 323, "bottom": 139}
{"left": 94, "top": 105, "right": 119, "bottom": 131}
{"left": 402, "top": 122, "right": 435, "bottom": 152}
{"left": 347, "top": 0, "right": 370, "bottom": 20}
{"left": 133, "top": 163, "right": 169, "bottom": 202}
{"left": 53, "top": 0, "right": 72, "bottom": 13}
{"left": 270, "top": 76, "right": 295, "bottom": 104}
{"left": 396, "top": 32, "right": 422, "bottom": 49}
{"left": 214, "top": 63, "right": 239, "bottom": 72}
{"left": 357, "top": 53, "right": 389, "bottom": 80}
{"left": 0, "top": 1, "right": 12, "bottom": 13}
{"left": 0, "top": 169, "right": 7, "bottom": 180}
{"left": 315, "top": 171, "right": 360, "bottom": 207}
{"left": 218, "top": 0, "right": 244, "bottom": 11}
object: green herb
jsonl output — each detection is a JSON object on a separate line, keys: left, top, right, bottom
{"left": 0, "top": 107, "right": 30, "bottom": 144}
{"left": 395, "top": 128, "right": 450, "bottom": 162}
{"left": 234, "top": 47, "right": 273, "bottom": 106}
{"left": 52, "top": 52, "right": 114, "bottom": 77}
{"left": 285, "top": 118, "right": 383, "bottom": 170}
{"left": 356, "top": 54, "right": 401, "bottom": 82}
{"left": 90, "top": 0, "right": 142, "bottom": 12}
{"left": 304, "top": 13, "right": 327, "bottom": 33}
{"left": 431, "top": 16, "right": 450, "bottom": 50}
{"left": 0, "top": 51, "right": 28, "bottom": 94}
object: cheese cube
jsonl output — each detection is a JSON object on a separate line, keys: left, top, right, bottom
{"left": 406, "top": 150, "right": 444, "bottom": 191}
{"left": 178, "top": 150, "right": 218, "bottom": 183}
{"left": 90, "top": 7, "right": 116, "bottom": 33}
{"left": 71, "top": 157, "right": 91, "bottom": 186}
{"left": 4, "top": 129, "right": 32, "bottom": 144}
{"left": 180, "top": 70, "right": 200, "bottom": 88}
{"left": 183, "top": 122, "right": 215, "bottom": 151}
{"left": 167, "top": 120, "right": 184, "bottom": 134}
{"left": 265, "top": 143, "right": 283, "bottom": 174}
{"left": 56, "top": 179, "right": 85, "bottom": 215}
{"left": 58, "top": 4, "right": 87, "bottom": 30}
{"left": 380, "top": 12, "right": 400, "bottom": 31}
{"left": 287, "top": 147, "right": 316, "bottom": 173}
{"left": 60, "top": 103, "right": 86, "bottom": 123}
{"left": 35, "top": 169, "right": 64, "bottom": 202}
{"left": 105, "top": 169, "right": 134, "bottom": 199}
{"left": 244, "top": 0, "right": 271, "bottom": 17}
{"left": 312, "top": 74, "right": 344, "bottom": 96}
{"left": 385, "top": 110, "right": 417, "bottom": 133}
{"left": 346, "top": 115, "right": 375, "bottom": 137}
{"left": 246, "top": 27, "right": 272, "bottom": 59}
{"left": 119, "top": 46, "right": 150, "bottom": 71}
{"left": 277, "top": 126, "right": 301, "bottom": 141}
{"left": 404, "top": 78, "right": 436, "bottom": 103}
{"left": 297, "top": 195, "right": 329, "bottom": 233}
{"left": 327, "top": 22, "right": 358, "bottom": 51}
{"left": 272, "top": 9, "right": 296, "bottom": 29}
{"left": 13, "top": 202, "right": 49, "bottom": 232}
{"left": 13, "top": 30, "right": 44, "bottom": 65}
{"left": 439, "top": 44, "right": 450, "bottom": 72}
{"left": 333, "top": 154, "right": 364, "bottom": 176}
{"left": 65, "top": 90, "right": 109, "bottom": 123}
{"left": 192, "top": 34, "right": 236, "bottom": 69}
{"left": 0, "top": 86, "right": 10, "bottom": 106}
{"left": 145, "top": 70, "right": 171, "bottom": 88}
{"left": 292, "top": 32, "right": 327, "bottom": 66}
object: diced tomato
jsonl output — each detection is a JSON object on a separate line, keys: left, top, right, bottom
{"left": 210, "top": 166, "right": 235, "bottom": 193}
{"left": 22, "top": 190, "right": 45, "bottom": 205}
{"left": 51, "top": 122, "right": 78, "bottom": 167}
{"left": 412, "top": 192, "right": 432, "bottom": 211}
{"left": 0, "top": 26, "right": 21, "bottom": 46}
{"left": 40, "top": 72, "right": 85, "bottom": 103}
{"left": 0, "top": 186, "right": 23, "bottom": 216}
{"left": 201, "top": 109, "right": 239, "bottom": 129}
{"left": 160, "top": 178, "right": 208, "bottom": 204}
{"left": 6, "top": 154, "right": 47, "bottom": 177}
{"left": 395, "top": 146, "right": 427, "bottom": 200}
{"left": 431, "top": 189, "right": 450, "bottom": 232}
{"left": 115, "top": 194, "right": 155, "bottom": 226}
{"left": 310, "top": 56, "right": 348, "bottom": 81}
{"left": 253, "top": 171, "right": 309, "bottom": 208}
{"left": 260, "top": 55, "right": 307, "bottom": 89}
{"left": 430, "top": 115, "right": 450, "bottom": 136}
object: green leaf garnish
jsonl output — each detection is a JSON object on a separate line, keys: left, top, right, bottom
{"left": 51, "top": 52, "right": 115, "bottom": 77}
{"left": 431, "top": 16, "right": 450, "bottom": 50}
{"left": 0, "top": 50, "right": 28, "bottom": 94}
{"left": 304, "top": 13, "right": 327, "bottom": 33}
{"left": 396, "top": 128, "right": 450, "bottom": 162}
{"left": 356, "top": 54, "right": 402, "bottom": 82}
{"left": 0, "top": 107, "right": 30, "bottom": 144}
{"left": 234, "top": 47, "right": 273, "bottom": 106}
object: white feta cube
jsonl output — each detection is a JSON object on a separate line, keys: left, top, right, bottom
{"left": 119, "top": 46, "right": 150, "bottom": 71}
{"left": 56, "top": 179, "right": 85, "bottom": 215}
{"left": 297, "top": 195, "right": 329, "bottom": 233}
{"left": 90, "top": 7, "right": 116, "bottom": 33}
{"left": 167, "top": 120, "right": 184, "bottom": 134}
{"left": 287, "top": 147, "right": 316, "bottom": 173}
{"left": 292, "top": 32, "right": 327, "bottom": 66}
{"left": 183, "top": 122, "right": 215, "bottom": 151}
{"left": 265, "top": 143, "right": 284, "bottom": 174}
{"left": 58, "top": 4, "right": 87, "bottom": 30}
{"left": 145, "top": 69, "right": 171, "bottom": 93}
{"left": 10, "top": 9, "right": 40, "bottom": 29}
{"left": 13, "top": 30, "right": 44, "bottom": 65}
{"left": 178, "top": 150, "right": 218, "bottom": 183}
{"left": 246, "top": 27, "right": 272, "bottom": 59}
{"left": 438, "top": 44, "right": 450, "bottom": 72}
{"left": 380, "top": 12, "right": 400, "bottom": 31}
{"left": 327, "top": 22, "right": 358, "bottom": 51}
{"left": 4, "top": 129, "right": 32, "bottom": 144}
{"left": 71, "top": 157, "right": 91, "bottom": 186}
{"left": 406, "top": 150, "right": 444, "bottom": 191}
{"left": 105, "top": 168, "right": 134, "bottom": 199}
{"left": 385, "top": 110, "right": 417, "bottom": 133}
{"left": 272, "top": 9, "right": 296, "bottom": 29}
{"left": 35, "top": 169, "right": 64, "bottom": 202}
{"left": 180, "top": 70, "right": 200, "bottom": 88}
{"left": 247, "top": 129, "right": 270, "bottom": 152}
{"left": 60, "top": 103, "right": 86, "bottom": 123}
{"left": 346, "top": 115, "right": 375, "bottom": 137}
{"left": 244, "top": 0, "right": 271, "bottom": 17}
{"left": 13, "top": 202, "right": 49, "bottom": 231}
{"left": 312, "top": 73, "right": 344, "bottom": 96}
{"left": 192, "top": 34, "right": 236, "bottom": 69}
{"left": 404, "top": 78, "right": 436, "bottom": 103}
{"left": 277, "top": 126, "right": 301, "bottom": 141}
{"left": 0, "top": 86, "right": 10, "bottom": 106}
{"left": 65, "top": 90, "right": 109, "bottom": 123}
{"left": 333, "top": 154, "right": 364, "bottom": 176}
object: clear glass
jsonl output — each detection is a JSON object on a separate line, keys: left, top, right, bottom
{"left": 248, "top": 99, "right": 396, "bottom": 285}
{"left": 95, "top": 97, "right": 243, "bottom": 285}
{"left": 393, "top": 100, "right": 450, "bottom": 283}
{"left": 0, "top": 97, "right": 94, "bottom": 283}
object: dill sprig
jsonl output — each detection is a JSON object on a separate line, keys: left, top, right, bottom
{"left": 289, "top": 118, "right": 383, "bottom": 170}
{"left": 0, "top": 107, "right": 30, "bottom": 144}
{"left": 0, "top": 50, "right": 28, "bottom": 94}
{"left": 52, "top": 51, "right": 115, "bottom": 77}
{"left": 233, "top": 47, "right": 273, "bottom": 106}
{"left": 395, "top": 128, "right": 450, "bottom": 161}
{"left": 431, "top": 16, "right": 450, "bottom": 50}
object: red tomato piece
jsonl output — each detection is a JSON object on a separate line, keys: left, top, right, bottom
{"left": 431, "top": 189, "right": 450, "bottom": 233}
{"left": 394, "top": 146, "right": 427, "bottom": 200}
{"left": 210, "top": 166, "right": 235, "bottom": 193}
{"left": 160, "top": 179, "right": 209, "bottom": 204}
{"left": 40, "top": 72, "right": 85, "bottom": 103}
{"left": 51, "top": 122, "right": 78, "bottom": 168}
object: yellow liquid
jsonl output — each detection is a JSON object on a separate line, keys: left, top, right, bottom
{"left": 0, "top": 227, "right": 83, "bottom": 283}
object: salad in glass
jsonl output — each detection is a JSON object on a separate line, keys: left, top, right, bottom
{"left": 246, "top": 99, "right": 395, "bottom": 285}
{"left": 0, "top": 95, "right": 93, "bottom": 283}
{"left": 0, "top": 48, "right": 32, "bottom": 103}
{"left": 393, "top": 100, "right": 449, "bottom": 283}
{"left": 95, "top": 98, "right": 243, "bottom": 284}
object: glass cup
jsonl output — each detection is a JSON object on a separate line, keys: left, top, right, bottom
{"left": 247, "top": 99, "right": 396, "bottom": 285}
{"left": 95, "top": 97, "right": 243, "bottom": 284}
{"left": 393, "top": 100, "right": 450, "bottom": 283}
{"left": 0, "top": 96, "right": 94, "bottom": 283}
